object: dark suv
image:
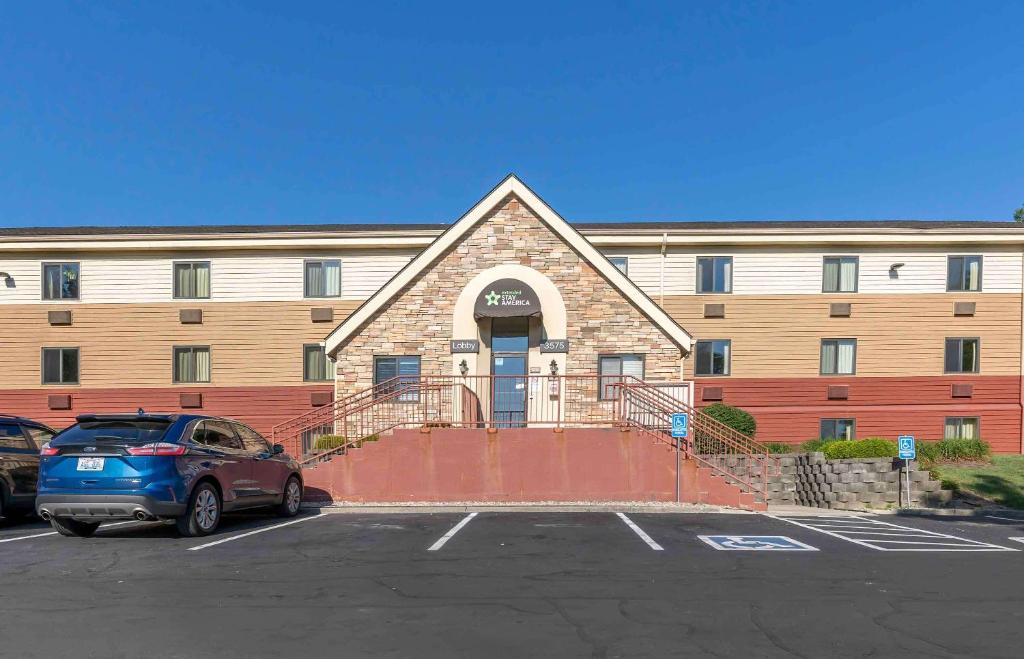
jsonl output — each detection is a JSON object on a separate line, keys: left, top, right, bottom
{"left": 36, "top": 413, "right": 304, "bottom": 537}
{"left": 0, "top": 415, "right": 56, "bottom": 520}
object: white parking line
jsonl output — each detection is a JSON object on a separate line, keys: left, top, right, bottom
{"left": 0, "top": 520, "right": 140, "bottom": 544}
{"left": 986, "top": 515, "right": 1024, "bottom": 522}
{"left": 187, "top": 513, "right": 327, "bottom": 551}
{"left": 767, "top": 514, "right": 1017, "bottom": 552}
{"left": 427, "top": 512, "right": 477, "bottom": 551}
{"left": 616, "top": 513, "right": 664, "bottom": 551}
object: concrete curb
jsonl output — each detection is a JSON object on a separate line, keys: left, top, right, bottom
{"left": 301, "top": 502, "right": 756, "bottom": 514}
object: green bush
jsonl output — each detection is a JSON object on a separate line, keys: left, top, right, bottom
{"left": 821, "top": 438, "right": 899, "bottom": 460}
{"left": 916, "top": 438, "right": 991, "bottom": 463}
{"left": 702, "top": 403, "right": 757, "bottom": 437}
{"left": 798, "top": 438, "right": 841, "bottom": 452}
{"left": 313, "top": 435, "right": 350, "bottom": 451}
{"left": 763, "top": 442, "right": 795, "bottom": 454}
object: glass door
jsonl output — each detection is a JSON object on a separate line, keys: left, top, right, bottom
{"left": 491, "top": 318, "right": 529, "bottom": 428}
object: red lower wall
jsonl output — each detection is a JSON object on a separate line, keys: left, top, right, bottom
{"left": 0, "top": 385, "right": 334, "bottom": 437}
{"left": 695, "top": 375, "right": 1023, "bottom": 453}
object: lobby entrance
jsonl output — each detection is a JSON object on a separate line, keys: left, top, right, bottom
{"left": 490, "top": 317, "right": 529, "bottom": 428}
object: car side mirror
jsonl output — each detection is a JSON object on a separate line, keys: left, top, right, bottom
{"left": 272, "top": 443, "right": 285, "bottom": 455}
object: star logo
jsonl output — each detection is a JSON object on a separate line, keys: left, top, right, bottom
{"left": 485, "top": 290, "right": 500, "bottom": 306}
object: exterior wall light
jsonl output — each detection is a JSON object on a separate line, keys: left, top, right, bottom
{"left": 0, "top": 272, "right": 12, "bottom": 287}
{"left": 549, "top": 359, "right": 559, "bottom": 375}
{"left": 889, "top": 263, "right": 905, "bottom": 279}
{"left": 459, "top": 359, "right": 469, "bottom": 376}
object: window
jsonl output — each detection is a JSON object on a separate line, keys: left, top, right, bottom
{"left": 696, "top": 256, "right": 732, "bottom": 294}
{"left": 820, "top": 418, "right": 856, "bottom": 440}
{"left": 303, "top": 344, "right": 334, "bottom": 381}
{"left": 598, "top": 354, "right": 645, "bottom": 399}
{"left": 945, "top": 417, "right": 980, "bottom": 440}
{"left": 42, "top": 262, "right": 80, "bottom": 300}
{"left": 820, "top": 339, "right": 857, "bottom": 375}
{"left": 0, "top": 423, "right": 30, "bottom": 450}
{"left": 373, "top": 356, "right": 421, "bottom": 401}
{"left": 608, "top": 257, "right": 629, "bottom": 276}
{"left": 173, "top": 346, "right": 211, "bottom": 383}
{"left": 695, "top": 340, "right": 731, "bottom": 376}
{"left": 233, "top": 423, "right": 270, "bottom": 453}
{"left": 822, "top": 256, "right": 858, "bottom": 293}
{"left": 304, "top": 260, "right": 341, "bottom": 298}
{"left": 947, "top": 256, "right": 982, "bottom": 292}
{"left": 173, "top": 261, "right": 211, "bottom": 299}
{"left": 945, "top": 338, "right": 979, "bottom": 373}
{"left": 42, "top": 347, "right": 79, "bottom": 385}
{"left": 23, "top": 425, "right": 54, "bottom": 450}
{"left": 191, "top": 420, "right": 242, "bottom": 449}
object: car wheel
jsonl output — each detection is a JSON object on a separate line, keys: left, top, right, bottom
{"left": 50, "top": 517, "right": 101, "bottom": 538}
{"left": 276, "top": 476, "right": 302, "bottom": 517}
{"left": 177, "top": 482, "right": 221, "bottom": 537}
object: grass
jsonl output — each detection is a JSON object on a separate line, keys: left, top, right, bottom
{"left": 929, "top": 455, "right": 1024, "bottom": 509}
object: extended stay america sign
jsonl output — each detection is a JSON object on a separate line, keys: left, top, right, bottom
{"left": 473, "top": 278, "right": 542, "bottom": 319}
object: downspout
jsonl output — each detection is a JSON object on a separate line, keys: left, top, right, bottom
{"left": 660, "top": 231, "right": 667, "bottom": 307}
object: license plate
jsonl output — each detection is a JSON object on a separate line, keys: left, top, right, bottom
{"left": 77, "top": 457, "right": 105, "bottom": 471}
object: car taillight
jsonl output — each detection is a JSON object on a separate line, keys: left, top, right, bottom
{"left": 126, "top": 443, "right": 188, "bottom": 456}
{"left": 40, "top": 443, "right": 58, "bottom": 456}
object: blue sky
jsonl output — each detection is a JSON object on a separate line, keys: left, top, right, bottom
{"left": 1, "top": 1, "right": 1021, "bottom": 227}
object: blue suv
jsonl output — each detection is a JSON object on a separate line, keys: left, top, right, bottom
{"left": 36, "top": 413, "right": 304, "bottom": 537}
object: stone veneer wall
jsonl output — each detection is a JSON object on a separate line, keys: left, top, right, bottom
{"left": 333, "top": 195, "right": 684, "bottom": 397}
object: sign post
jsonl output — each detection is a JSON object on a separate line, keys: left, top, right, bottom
{"left": 671, "top": 413, "right": 689, "bottom": 504}
{"left": 898, "top": 435, "right": 916, "bottom": 508}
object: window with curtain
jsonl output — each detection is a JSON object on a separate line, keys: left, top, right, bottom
{"left": 373, "top": 356, "right": 420, "bottom": 401}
{"left": 820, "top": 418, "right": 855, "bottom": 440}
{"left": 173, "top": 262, "right": 211, "bottom": 299}
{"left": 947, "top": 256, "right": 982, "bottom": 292}
{"left": 822, "top": 256, "right": 858, "bottom": 293}
{"left": 944, "top": 338, "right": 980, "bottom": 373}
{"left": 41, "top": 347, "right": 79, "bottom": 385}
{"left": 820, "top": 339, "right": 857, "bottom": 375}
{"left": 173, "top": 346, "right": 211, "bottom": 383}
{"left": 42, "top": 262, "right": 80, "bottom": 300}
{"left": 945, "top": 417, "right": 979, "bottom": 440}
{"left": 304, "top": 260, "right": 341, "bottom": 298}
{"left": 598, "top": 354, "right": 644, "bottom": 399}
{"left": 695, "top": 340, "right": 731, "bottom": 376}
{"left": 303, "top": 344, "right": 334, "bottom": 381}
{"left": 696, "top": 256, "right": 732, "bottom": 294}
{"left": 607, "top": 257, "right": 629, "bottom": 276}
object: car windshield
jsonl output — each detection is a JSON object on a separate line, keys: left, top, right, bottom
{"left": 51, "top": 419, "right": 172, "bottom": 446}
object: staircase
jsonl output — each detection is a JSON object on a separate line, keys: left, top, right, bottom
{"left": 272, "top": 375, "right": 774, "bottom": 510}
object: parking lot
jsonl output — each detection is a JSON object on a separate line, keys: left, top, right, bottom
{"left": 3, "top": 509, "right": 1024, "bottom": 658}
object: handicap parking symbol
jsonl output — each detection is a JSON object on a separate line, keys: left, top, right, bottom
{"left": 698, "top": 535, "right": 819, "bottom": 551}
{"left": 671, "top": 412, "right": 689, "bottom": 438}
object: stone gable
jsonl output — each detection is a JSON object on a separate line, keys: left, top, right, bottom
{"left": 334, "top": 194, "right": 684, "bottom": 396}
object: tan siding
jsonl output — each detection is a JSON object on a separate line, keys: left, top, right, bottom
{"left": 0, "top": 301, "right": 360, "bottom": 388}
{"left": 665, "top": 293, "right": 1022, "bottom": 377}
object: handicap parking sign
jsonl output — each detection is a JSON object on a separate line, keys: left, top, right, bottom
{"left": 671, "top": 413, "right": 689, "bottom": 438}
{"left": 698, "top": 535, "right": 819, "bottom": 551}
{"left": 898, "top": 435, "right": 916, "bottom": 460}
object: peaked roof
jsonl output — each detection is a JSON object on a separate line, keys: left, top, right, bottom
{"left": 324, "top": 174, "right": 694, "bottom": 356}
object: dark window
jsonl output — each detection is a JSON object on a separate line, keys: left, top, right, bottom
{"left": 192, "top": 420, "right": 242, "bottom": 450}
{"left": 42, "top": 262, "right": 80, "bottom": 300}
{"left": 234, "top": 423, "right": 270, "bottom": 453}
{"left": 174, "top": 346, "right": 211, "bottom": 383}
{"left": 0, "top": 423, "right": 30, "bottom": 450}
{"left": 608, "top": 257, "right": 628, "bottom": 276}
{"left": 944, "top": 338, "right": 979, "bottom": 373}
{"left": 696, "top": 256, "right": 732, "bottom": 294}
{"left": 23, "top": 426, "right": 54, "bottom": 450}
{"left": 820, "top": 418, "right": 855, "bottom": 440}
{"left": 42, "top": 347, "right": 79, "bottom": 385}
{"left": 51, "top": 419, "right": 171, "bottom": 447}
{"left": 823, "top": 257, "right": 858, "bottom": 293}
{"left": 598, "top": 354, "right": 645, "bottom": 399}
{"left": 303, "top": 344, "right": 334, "bottom": 381}
{"left": 304, "top": 260, "right": 341, "bottom": 298}
{"left": 695, "top": 340, "right": 731, "bottom": 376}
{"left": 945, "top": 417, "right": 979, "bottom": 440}
{"left": 173, "top": 261, "right": 211, "bottom": 299}
{"left": 947, "top": 256, "right": 982, "bottom": 292}
{"left": 820, "top": 339, "right": 857, "bottom": 375}
{"left": 373, "top": 356, "right": 421, "bottom": 401}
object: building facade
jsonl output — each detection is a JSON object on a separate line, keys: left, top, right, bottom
{"left": 1, "top": 175, "right": 1022, "bottom": 452}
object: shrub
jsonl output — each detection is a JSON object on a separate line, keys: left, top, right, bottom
{"left": 763, "top": 442, "right": 795, "bottom": 454}
{"left": 702, "top": 403, "right": 757, "bottom": 437}
{"left": 822, "top": 438, "right": 899, "bottom": 460}
{"left": 798, "top": 438, "right": 841, "bottom": 453}
{"left": 916, "top": 438, "right": 991, "bottom": 463}
{"left": 313, "top": 434, "right": 350, "bottom": 451}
